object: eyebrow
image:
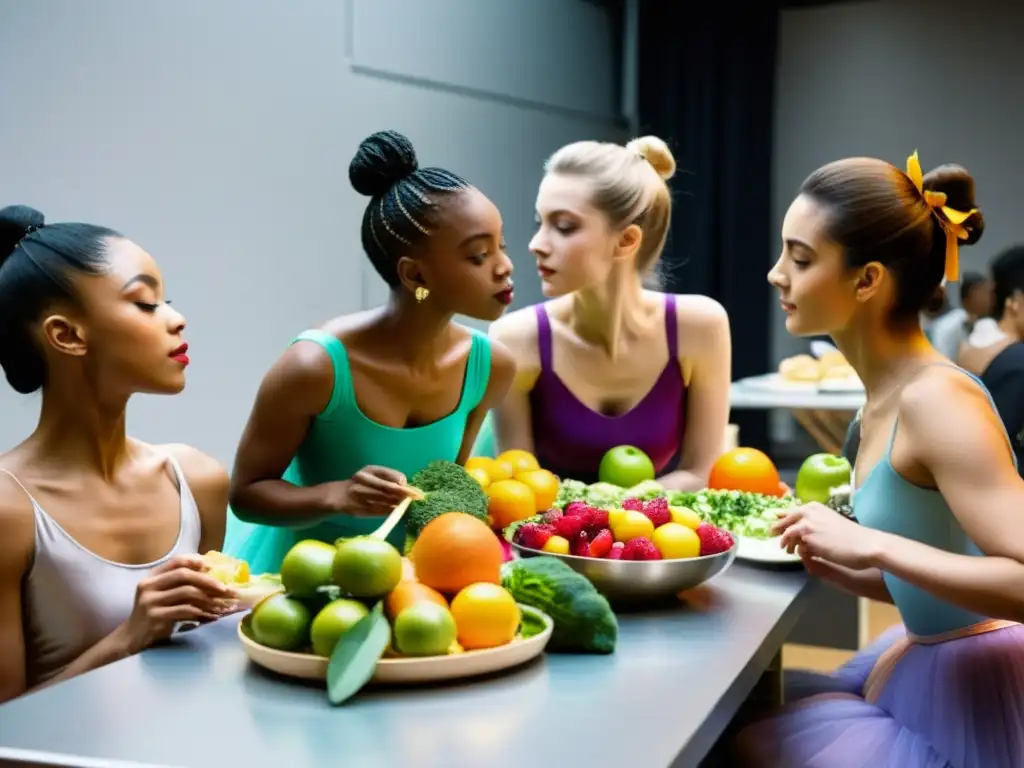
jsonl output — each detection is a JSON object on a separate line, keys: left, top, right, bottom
{"left": 784, "top": 237, "right": 816, "bottom": 254}
{"left": 458, "top": 232, "right": 498, "bottom": 248}
{"left": 121, "top": 274, "right": 159, "bottom": 291}
{"left": 536, "top": 208, "right": 576, "bottom": 220}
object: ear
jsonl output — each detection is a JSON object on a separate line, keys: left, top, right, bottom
{"left": 41, "top": 314, "right": 88, "bottom": 357}
{"left": 853, "top": 262, "right": 886, "bottom": 303}
{"left": 613, "top": 223, "right": 643, "bottom": 262}
{"left": 395, "top": 255, "right": 427, "bottom": 295}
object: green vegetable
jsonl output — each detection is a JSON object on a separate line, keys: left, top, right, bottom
{"left": 403, "top": 461, "right": 489, "bottom": 552}
{"left": 666, "top": 489, "right": 796, "bottom": 539}
{"left": 501, "top": 557, "right": 617, "bottom": 653}
{"left": 554, "top": 479, "right": 589, "bottom": 508}
{"left": 625, "top": 479, "right": 666, "bottom": 501}
{"left": 518, "top": 607, "right": 548, "bottom": 640}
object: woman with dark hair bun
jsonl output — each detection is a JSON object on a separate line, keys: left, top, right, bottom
{"left": 226, "top": 131, "right": 516, "bottom": 573}
{"left": 736, "top": 153, "right": 1024, "bottom": 766}
{"left": 0, "top": 205, "right": 234, "bottom": 703}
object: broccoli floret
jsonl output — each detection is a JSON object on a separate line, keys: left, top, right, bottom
{"left": 554, "top": 479, "right": 588, "bottom": 508}
{"left": 403, "top": 461, "right": 489, "bottom": 548}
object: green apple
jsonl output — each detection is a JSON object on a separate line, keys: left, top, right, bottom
{"left": 795, "top": 453, "right": 852, "bottom": 504}
{"left": 598, "top": 445, "right": 656, "bottom": 488}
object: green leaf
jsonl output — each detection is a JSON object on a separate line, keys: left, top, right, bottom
{"left": 326, "top": 601, "right": 391, "bottom": 706}
{"left": 518, "top": 608, "right": 547, "bottom": 640}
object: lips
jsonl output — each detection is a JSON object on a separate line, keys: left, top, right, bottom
{"left": 494, "top": 283, "right": 515, "bottom": 306}
{"left": 537, "top": 266, "right": 555, "bottom": 278}
{"left": 169, "top": 342, "right": 190, "bottom": 365}
{"left": 780, "top": 300, "right": 797, "bottom": 313}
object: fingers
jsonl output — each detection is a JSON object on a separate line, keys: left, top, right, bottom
{"left": 361, "top": 466, "right": 408, "bottom": 486}
{"left": 149, "top": 553, "right": 208, "bottom": 576}
{"left": 772, "top": 510, "right": 801, "bottom": 537}
{"left": 155, "top": 584, "right": 238, "bottom": 613}
{"left": 142, "top": 565, "right": 237, "bottom": 599}
{"left": 152, "top": 604, "right": 222, "bottom": 624}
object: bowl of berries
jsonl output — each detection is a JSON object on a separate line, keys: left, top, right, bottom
{"left": 505, "top": 497, "right": 737, "bottom": 603}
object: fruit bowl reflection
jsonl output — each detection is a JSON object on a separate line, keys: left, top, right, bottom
{"left": 508, "top": 543, "right": 737, "bottom": 603}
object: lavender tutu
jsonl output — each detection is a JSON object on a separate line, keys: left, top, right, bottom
{"left": 737, "top": 621, "right": 1024, "bottom": 767}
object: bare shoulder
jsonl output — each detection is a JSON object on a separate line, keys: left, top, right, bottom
{"left": 899, "top": 365, "right": 998, "bottom": 443}
{"left": 487, "top": 335, "right": 516, "bottom": 379}
{"left": 489, "top": 305, "right": 541, "bottom": 367}
{"left": 0, "top": 465, "right": 37, "bottom": 567}
{"left": 670, "top": 294, "right": 729, "bottom": 331}
{"left": 160, "top": 443, "right": 229, "bottom": 496}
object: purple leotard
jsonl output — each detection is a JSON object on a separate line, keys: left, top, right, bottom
{"left": 529, "top": 295, "right": 687, "bottom": 483}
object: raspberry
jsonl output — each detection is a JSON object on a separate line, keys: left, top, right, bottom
{"left": 696, "top": 523, "right": 735, "bottom": 556}
{"left": 564, "top": 501, "right": 591, "bottom": 517}
{"left": 553, "top": 515, "right": 588, "bottom": 541}
{"left": 517, "top": 523, "right": 555, "bottom": 551}
{"left": 588, "top": 508, "right": 610, "bottom": 531}
{"left": 588, "top": 529, "right": 614, "bottom": 558}
{"left": 642, "top": 497, "right": 671, "bottom": 527}
{"left": 570, "top": 530, "right": 591, "bottom": 557}
{"left": 607, "top": 542, "right": 625, "bottom": 560}
{"left": 621, "top": 537, "right": 662, "bottom": 561}
{"left": 540, "top": 508, "right": 563, "bottom": 525}
{"left": 623, "top": 497, "right": 645, "bottom": 512}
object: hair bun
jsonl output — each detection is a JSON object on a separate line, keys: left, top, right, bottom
{"left": 0, "top": 205, "right": 45, "bottom": 264}
{"left": 625, "top": 135, "right": 676, "bottom": 181}
{"left": 349, "top": 130, "right": 420, "bottom": 198}
{"left": 923, "top": 163, "right": 984, "bottom": 246}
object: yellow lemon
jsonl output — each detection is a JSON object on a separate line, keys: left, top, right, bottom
{"left": 669, "top": 505, "right": 702, "bottom": 530}
{"left": 607, "top": 508, "right": 628, "bottom": 529}
{"left": 652, "top": 522, "right": 701, "bottom": 559}
{"left": 497, "top": 449, "right": 540, "bottom": 474}
{"left": 467, "top": 467, "right": 491, "bottom": 488}
{"left": 610, "top": 509, "right": 655, "bottom": 543}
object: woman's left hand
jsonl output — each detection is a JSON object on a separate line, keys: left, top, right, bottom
{"left": 773, "top": 502, "right": 881, "bottom": 570}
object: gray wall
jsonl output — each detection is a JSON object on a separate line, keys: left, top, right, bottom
{"left": 0, "top": 0, "right": 625, "bottom": 464}
{"left": 770, "top": 0, "right": 1024, "bottom": 442}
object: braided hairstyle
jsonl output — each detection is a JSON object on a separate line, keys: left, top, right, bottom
{"left": 349, "top": 131, "right": 469, "bottom": 288}
{"left": 0, "top": 205, "right": 120, "bottom": 394}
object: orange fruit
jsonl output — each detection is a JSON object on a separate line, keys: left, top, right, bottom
{"left": 409, "top": 512, "right": 503, "bottom": 595}
{"left": 486, "top": 479, "right": 537, "bottom": 530}
{"left": 467, "top": 467, "right": 491, "bottom": 488}
{"left": 450, "top": 583, "right": 521, "bottom": 650}
{"left": 708, "top": 448, "right": 781, "bottom": 496}
{"left": 385, "top": 581, "right": 449, "bottom": 621}
{"left": 516, "top": 468, "right": 560, "bottom": 511}
{"left": 464, "top": 456, "right": 514, "bottom": 482}
{"left": 498, "top": 449, "right": 540, "bottom": 475}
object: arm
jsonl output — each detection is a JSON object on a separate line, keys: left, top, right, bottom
{"left": 659, "top": 297, "right": 732, "bottom": 491}
{"left": 867, "top": 372, "right": 1024, "bottom": 622}
{"left": 804, "top": 558, "right": 893, "bottom": 603}
{"left": 163, "top": 444, "right": 230, "bottom": 553}
{"left": 228, "top": 342, "right": 341, "bottom": 527}
{"left": 0, "top": 476, "right": 133, "bottom": 703}
{"left": 456, "top": 340, "right": 517, "bottom": 463}
{"left": 489, "top": 310, "right": 541, "bottom": 454}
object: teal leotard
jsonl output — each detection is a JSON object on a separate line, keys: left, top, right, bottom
{"left": 225, "top": 328, "right": 492, "bottom": 575}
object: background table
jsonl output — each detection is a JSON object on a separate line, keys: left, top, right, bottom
{"left": 0, "top": 565, "right": 816, "bottom": 768}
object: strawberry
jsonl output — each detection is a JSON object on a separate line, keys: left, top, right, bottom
{"left": 642, "top": 497, "right": 671, "bottom": 527}
{"left": 563, "top": 501, "right": 591, "bottom": 517}
{"left": 696, "top": 523, "right": 735, "bottom": 556}
{"left": 588, "top": 508, "right": 610, "bottom": 531}
{"left": 621, "top": 537, "right": 662, "bottom": 561}
{"left": 623, "top": 497, "right": 645, "bottom": 512}
{"left": 553, "top": 515, "right": 588, "bottom": 541}
{"left": 570, "top": 530, "right": 591, "bottom": 557}
{"left": 587, "top": 529, "right": 614, "bottom": 558}
{"left": 607, "top": 542, "right": 625, "bottom": 560}
{"left": 516, "top": 523, "right": 555, "bottom": 551}
{"left": 540, "top": 508, "right": 563, "bottom": 525}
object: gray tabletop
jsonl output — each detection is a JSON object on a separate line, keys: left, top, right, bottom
{"left": 0, "top": 564, "right": 814, "bottom": 768}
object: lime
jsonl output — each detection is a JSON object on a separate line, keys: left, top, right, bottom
{"left": 251, "top": 593, "right": 312, "bottom": 651}
{"left": 280, "top": 540, "right": 337, "bottom": 598}
{"left": 310, "top": 599, "right": 369, "bottom": 657}
{"left": 392, "top": 602, "right": 457, "bottom": 656}
{"left": 332, "top": 537, "right": 402, "bottom": 598}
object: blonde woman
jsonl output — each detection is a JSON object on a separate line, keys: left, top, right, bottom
{"left": 490, "top": 137, "right": 731, "bottom": 489}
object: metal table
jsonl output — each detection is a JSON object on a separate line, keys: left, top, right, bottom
{"left": 0, "top": 565, "right": 816, "bottom": 768}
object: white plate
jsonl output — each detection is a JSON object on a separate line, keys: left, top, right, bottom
{"left": 817, "top": 377, "right": 864, "bottom": 393}
{"left": 736, "top": 535, "right": 803, "bottom": 565}
{"left": 740, "top": 373, "right": 818, "bottom": 392}
{"left": 239, "top": 604, "right": 553, "bottom": 685}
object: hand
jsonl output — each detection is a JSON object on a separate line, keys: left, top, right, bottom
{"left": 118, "top": 554, "right": 239, "bottom": 654}
{"left": 334, "top": 465, "right": 416, "bottom": 517}
{"left": 773, "top": 502, "right": 881, "bottom": 570}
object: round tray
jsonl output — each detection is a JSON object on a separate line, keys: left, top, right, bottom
{"left": 239, "top": 604, "right": 553, "bottom": 685}
{"left": 509, "top": 543, "right": 736, "bottom": 602}
{"left": 735, "top": 535, "right": 802, "bottom": 565}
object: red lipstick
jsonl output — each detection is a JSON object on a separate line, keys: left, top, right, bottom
{"left": 169, "top": 342, "right": 190, "bottom": 366}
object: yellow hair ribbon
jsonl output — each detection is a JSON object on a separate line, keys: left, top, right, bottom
{"left": 906, "top": 150, "right": 976, "bottom": 282}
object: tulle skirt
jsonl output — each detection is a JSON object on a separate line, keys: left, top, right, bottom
{"left": 736, "top": 620, "right": 1024, "bottom": 767}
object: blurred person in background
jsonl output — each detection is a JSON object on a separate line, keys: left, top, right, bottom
{"left": 930, "top": 271, "right": 993, "bottom": 359}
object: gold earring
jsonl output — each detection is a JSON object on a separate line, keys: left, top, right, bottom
{"left": 415, "top": 286, "right": 430, "bottom": 303}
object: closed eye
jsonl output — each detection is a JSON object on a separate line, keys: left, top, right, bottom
{"left": 135, "top": 300, "right": 172, "bottom": 312}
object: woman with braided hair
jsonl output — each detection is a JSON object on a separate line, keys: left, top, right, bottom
{"left": 227, "top": 131, "right": 516, "bottom": 573}
{"left": 735, "top": 152, "right": 1024, "bottom": 766}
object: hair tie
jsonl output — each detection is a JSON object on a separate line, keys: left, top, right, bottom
{"left": 905, "top": 150, "right": 976, "bottom": 282}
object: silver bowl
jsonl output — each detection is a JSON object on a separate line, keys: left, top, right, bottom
{"left": 509, "top": 543, "right": 737, "bottom": 603}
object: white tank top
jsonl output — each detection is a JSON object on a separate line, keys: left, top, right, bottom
{"left": 2, "top": 456, "right": 203, "bottom": 687}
